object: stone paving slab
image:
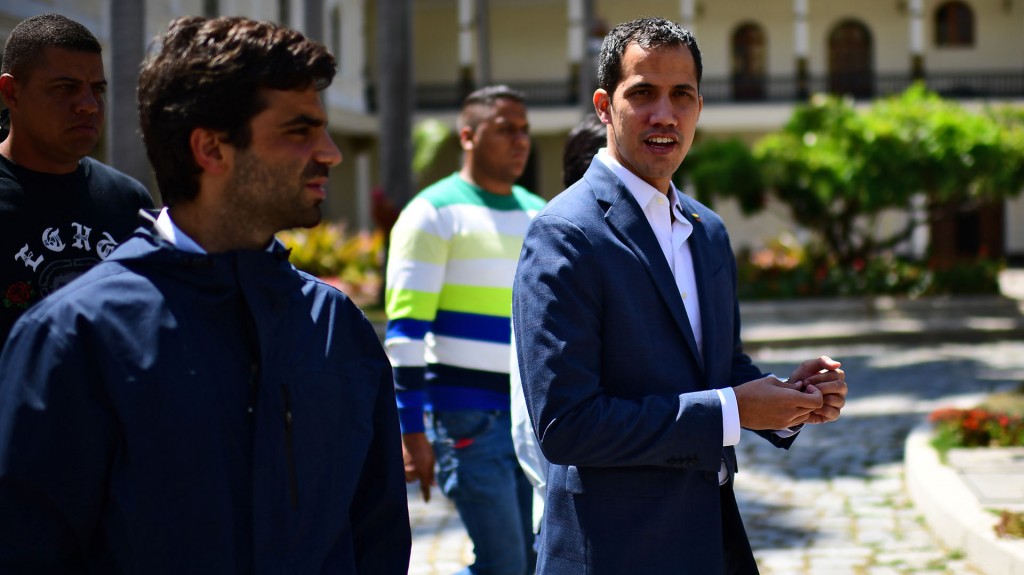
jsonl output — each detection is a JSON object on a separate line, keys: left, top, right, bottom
{"left": 947, "top": 448, "right": 1024, "bottom": 510}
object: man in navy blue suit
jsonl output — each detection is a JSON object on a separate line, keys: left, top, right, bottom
{"left": 512, "top": 17, "right": 847, "bottom": 575}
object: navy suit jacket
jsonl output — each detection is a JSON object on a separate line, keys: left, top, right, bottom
{"left": 512, "top": 160, "right": 795, "bottom": 574}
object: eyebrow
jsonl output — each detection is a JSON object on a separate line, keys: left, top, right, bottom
{"left": 281, "top": 114, "right": 327, "bottom": 129}
{"left": 625, "top": 80, "right": 697, "bottom": 93}
{"left": 48, "top": 76, "right": 107, "bottom": 87}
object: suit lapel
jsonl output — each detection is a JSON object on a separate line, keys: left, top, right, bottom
{"left": 587, "top": 163, "right": 704, "bottom": 371}
{"left": 678, "top": 196, "right": 717, "bottom": 377}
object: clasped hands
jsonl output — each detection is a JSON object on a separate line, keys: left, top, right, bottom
{"left": 735, "top": 356, "right": 847, "bottom": 431}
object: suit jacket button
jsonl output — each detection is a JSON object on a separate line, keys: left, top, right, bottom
{"left": 704, "top": 472, "right": 717, "bottom": 482}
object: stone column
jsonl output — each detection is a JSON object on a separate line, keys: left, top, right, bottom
{"left": 458, "top": 0, "right": 475, "bottom": 98}
{"left": 375, "top": 0, "right": 414, "bottom": 207}
{"left": 680, "top": 0, "right": 697, "bottom": 37}
{"left": 794, "top": 0, "right": 810, "bottom": 99}
{"left": 909, "top": 0, "right": 925, "bottom": 80}
{"left": 303, "top": 0, "right": 324, "bottom": 42}
{"left": 475, "top": 0, "right": 491, "bottom": 87}
{"left": 569, "top": 0, "right": 595, "bottom": 110}
{"left": 107, "top": 0, "right": 150, "bottom": 187}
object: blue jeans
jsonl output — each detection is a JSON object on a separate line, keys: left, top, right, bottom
{"left": 431, "top": 410, "right": 537, "bottom": 575}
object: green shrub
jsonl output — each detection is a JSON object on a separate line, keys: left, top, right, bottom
{"left": 735, "top": 234, "right": 1003, "bottom": 299}
{"left": 927, "top": 258, "right": 1003, "bottom": 295}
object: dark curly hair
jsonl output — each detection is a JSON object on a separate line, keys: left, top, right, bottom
{"left": 596, "top": 17, "right": 702, "bottom": 96}
{"left": 137, "top": 16, "right": 336, "bottom": 206}
{"left": 1, "top": 13, "right": 101, "bottom": 80}
{"left": 562, "top": 114, "right": 606, "bottom": 188}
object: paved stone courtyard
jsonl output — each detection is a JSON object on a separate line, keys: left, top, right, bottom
{"left": 408, "top": 340, "right": 1024, "bottom": 575}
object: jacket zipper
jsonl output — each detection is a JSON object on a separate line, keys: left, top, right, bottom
{"left": 247, "top": 362, "right": 259, "bottom": 415}
{"left": 281, "top": 385, "right": 299, "bottom": 509}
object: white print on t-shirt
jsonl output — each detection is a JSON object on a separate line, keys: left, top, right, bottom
{"left": 42, "top": 228, "right": 66, "bottom": 252}
{"left": 13, "top": 222, "right": 120, "bottom": 274}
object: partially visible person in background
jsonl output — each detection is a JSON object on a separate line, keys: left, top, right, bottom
{"left": 386, "top": 85, "right": 544, "bottom": 575}
{"left": 560, "top": 113, "right": 607, "bottom": 188}
{"left": 0, "top": 16, "right": 409, "bottom": 573}
{"left": 0, "top": 13, "right": 153, "bottom": 351}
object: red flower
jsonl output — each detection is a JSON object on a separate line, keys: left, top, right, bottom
{"left": 4, "top": 281, "right": 33, "bottom": 309}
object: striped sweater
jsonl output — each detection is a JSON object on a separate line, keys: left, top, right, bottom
{"left": 385, "top": 173, "right": 545, "bottom": 433}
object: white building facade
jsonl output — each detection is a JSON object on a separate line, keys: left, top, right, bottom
{"left": 2, "top": 0, "right": 1023, "bottom": 258}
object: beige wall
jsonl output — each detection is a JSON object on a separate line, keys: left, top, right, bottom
{"left": 413, "top": 1, "right": 458, "bottom": 83}
{"left": 489, "top": 2, "right": 568, "bottom": 81}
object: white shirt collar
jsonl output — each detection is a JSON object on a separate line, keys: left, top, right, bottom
{"left": 594, "top": 149, "right": 693, "bottom": 237}
{"left": 154, "top": 207, "right": 206, "bottom": 254}
{"left": 595, "top": 148, "right": 663, "bottom": 209}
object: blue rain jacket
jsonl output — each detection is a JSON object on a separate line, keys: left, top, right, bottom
{"left": 0, "top": 224, "right": 410, "bottom": 574}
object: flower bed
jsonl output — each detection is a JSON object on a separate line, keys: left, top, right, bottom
{"left": 929, "top": 407, "right": 1024, "bottom": 451}
{"left": 928, "top": 389, "right": 1024, "bottom": 540}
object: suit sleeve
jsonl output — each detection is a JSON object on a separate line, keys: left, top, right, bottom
{"left": 513, "top": 214, "right": 724, "bottom": 471}
{"left": 720, "top": 231, "right": 765, "bottom": 390}
{"left": 718, "top": 232, "right": 799, "bottom": 450}
{"left": 0, "top": 316, "right": 116, "bottom": 572}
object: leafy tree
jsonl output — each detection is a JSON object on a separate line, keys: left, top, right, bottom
{"left": 411, "top": 118, "right": 453, "bottom": 181}
{"left": 686, "top": 84, "right": 1024, "bottom": 268}
{"left": 682, "top": 138, "right": 764, "bottom": 214}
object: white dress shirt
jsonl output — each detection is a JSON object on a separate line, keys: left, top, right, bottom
{"left": 594, "top": 150, "right": 742, "bottom": 451}
{"left": 154, "top": 207, "right": 205, "bottom": 254}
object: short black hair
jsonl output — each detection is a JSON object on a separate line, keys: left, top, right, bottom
{"left": 1, "top": 13, "right": 101, "bottom": 80}
{"left": 457, "top": 84, "right": 527, "bottom": 131}
{"left": 597, "top": 17, "right": 702, "bottom": 95}
{"left": 137, "top": 16, "right": 336, "bottom": 206}
{"left": 562, "top": 114, "right": 606, "bottom": 187}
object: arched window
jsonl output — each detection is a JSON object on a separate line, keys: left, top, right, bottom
{"left": 935, "top": 1, "right": 975, "bottom": 47}
{"left": 731, "top": 23, "right": 766, "bottom": 101}
{"left": 829, "top": 20, "right": 874, "bottom": 98}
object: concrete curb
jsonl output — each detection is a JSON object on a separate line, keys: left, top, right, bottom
{"left": 740, "top": 295, "right": 1024, "bottom": 349}
{"left": 904, "top": 423, "right": 1024, "bottom": 575}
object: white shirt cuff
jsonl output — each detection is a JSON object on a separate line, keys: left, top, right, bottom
{"left": 716, "top": 387, "right": 741, "bottom": 446}
{"left": 774, "top": 424, "right": 802, "bottom": 438}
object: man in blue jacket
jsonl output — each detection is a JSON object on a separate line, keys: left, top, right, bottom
{"left": 513, "top": 17, "right": 847, "bottom": 574}
{"left": 0, "top": 16, "right": 410, "bottom": 574}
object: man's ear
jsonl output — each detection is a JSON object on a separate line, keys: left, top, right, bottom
{"left": 189, "top": 127, "right": 231, "bottom": 175}
{"left": 459, "top": 125, "right": 474, "bottom": 152}
{"left": 0, "top": 74, "right": 19, "bottom": 107}
{"left": 593, "top": 89, "right": 612, "bottom": 125}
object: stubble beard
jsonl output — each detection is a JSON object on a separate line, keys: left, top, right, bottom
{"left": 227, "top": 152, "right": 324, "bottom": 238}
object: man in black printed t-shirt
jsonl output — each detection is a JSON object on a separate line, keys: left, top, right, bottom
{"left": 0, "top": 13, "right": 153, "bottom": 350}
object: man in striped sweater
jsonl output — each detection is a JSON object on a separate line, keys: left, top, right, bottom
{"left": 385, "top": 85, "right": 545, "bottom": 575}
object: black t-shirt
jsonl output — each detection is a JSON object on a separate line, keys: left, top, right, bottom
{"left": 0, "top": 154, "right": 154, "bottom": 349}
